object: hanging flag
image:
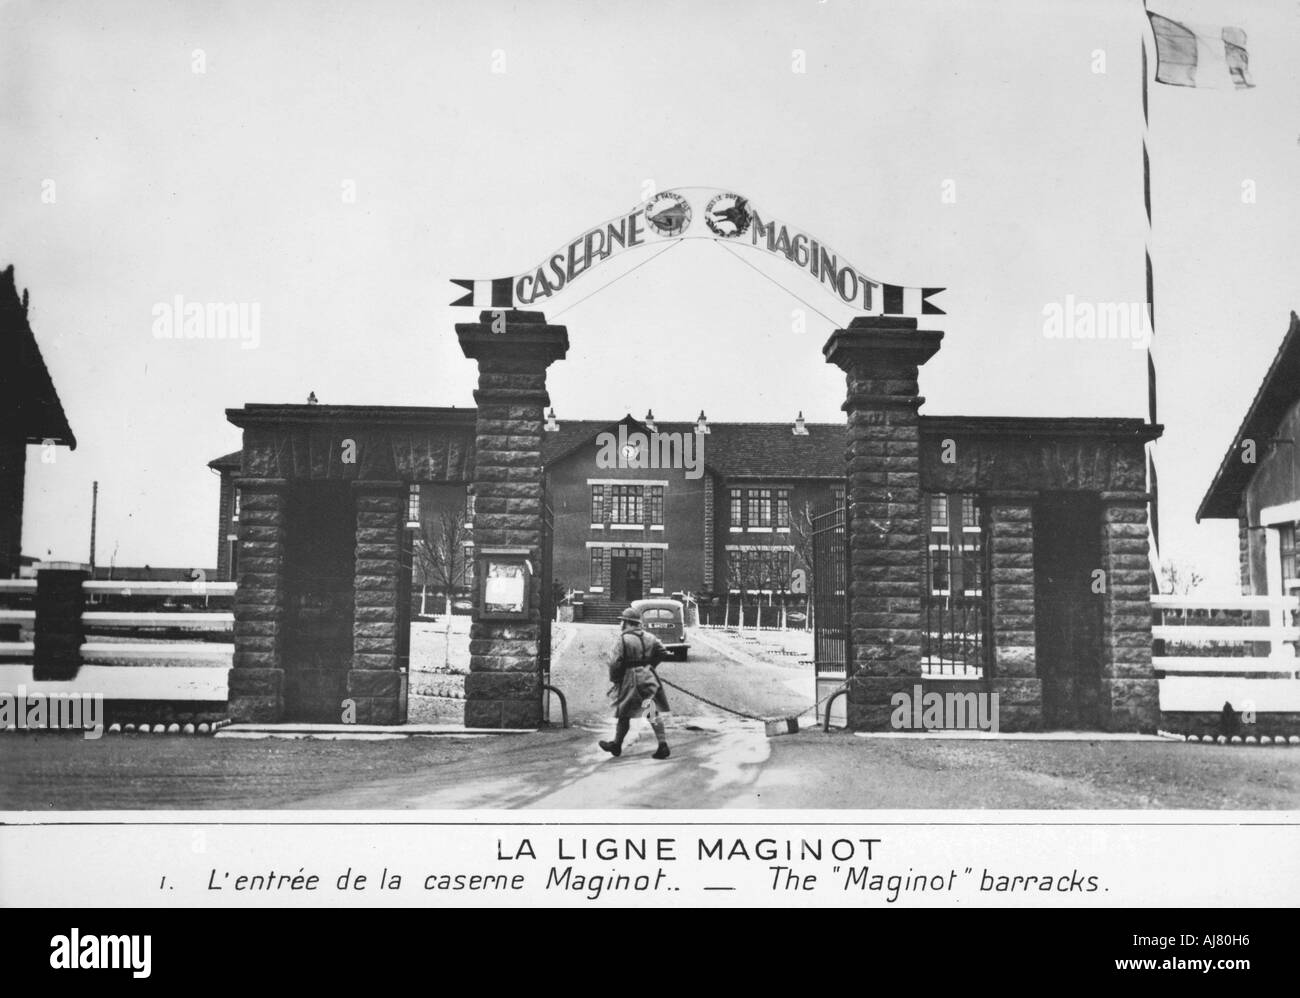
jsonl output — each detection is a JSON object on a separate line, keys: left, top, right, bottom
{"left": 1147, "top": 11, "right": 1254, "bottom": 89}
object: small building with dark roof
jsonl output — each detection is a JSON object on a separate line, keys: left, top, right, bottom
{"left": 1197, "top": 312, "right": 1300, "bottom": 598}
{"left": 0, "top": 265, "right": 76, "bottom": 578}
{"left": 208, "top": 449, "right": 243, "bottom": 582}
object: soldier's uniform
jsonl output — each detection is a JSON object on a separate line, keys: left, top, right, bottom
{"left": 600, "top": 607, "right": 671, "bottom": 759}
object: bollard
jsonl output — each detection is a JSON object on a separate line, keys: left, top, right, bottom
{"left": 33, "top": 563, "right": 89, "bottom": 681}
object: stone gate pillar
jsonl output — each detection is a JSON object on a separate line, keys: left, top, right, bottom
{"left": 1099, "top": 492, "right": 1159, "bottom": 731}
{"left": 825, "top": 316, "right": 943, "bottom": 730}
{"left": 350, "top": 481, "right": 407, "bottom": 724}
{"left": 458, "top": 311, "right": 568, "bottom": 728}
{"left": 986, "top": 494, "right": 1040, "bottom": 730}
{"left": 228, "top": 478, "right": 288, "bottom": 721}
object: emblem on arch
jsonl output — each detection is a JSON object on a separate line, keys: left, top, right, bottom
{"left": 644, "top": 191, "right": 692, "bottom": 237}
{"left": 704, "top": 192, "right": 751, "bottom": 239}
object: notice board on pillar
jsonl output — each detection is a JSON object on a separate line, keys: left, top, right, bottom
{"left": 476, "top": 547, "right": 533, "bottom": 621}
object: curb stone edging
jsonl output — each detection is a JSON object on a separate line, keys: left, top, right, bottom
{"left": 1169, "top": 730, "right": 1300, "bottom": 745}
{"left": 104, "top": 718, "right": 230, "bottom": 736}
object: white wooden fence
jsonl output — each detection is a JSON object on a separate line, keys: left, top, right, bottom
{"left": 1152, "top": 593, "right": 1300, "bottom": 713}
{"left": 0, "top": 579, "right": 234, "bottom": 701}
{"left": 0, "top": 579, "right": 38, "bottom": 669}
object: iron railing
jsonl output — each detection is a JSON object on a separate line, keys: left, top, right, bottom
{"left": 811, "top": 506, "right": 849, "bottom": 682}
{"left": 921, "top": 494, "right": 989, "bottom": 677}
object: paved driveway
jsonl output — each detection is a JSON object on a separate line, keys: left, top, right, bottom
{"left": 3, "top": 624, "right": 1299, "bottom": 809}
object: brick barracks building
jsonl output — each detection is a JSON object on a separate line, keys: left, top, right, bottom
{"left": 207, "top": 311, "right": 1161, "bottom": 732}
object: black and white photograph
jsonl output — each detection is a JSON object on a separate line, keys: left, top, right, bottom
{"left": 1, "top": 0, "right": 1297, "bottom": 937}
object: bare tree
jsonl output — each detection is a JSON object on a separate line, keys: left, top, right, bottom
{"left": 784, "top": 500, "right": 817, "bottom": 631}
{"left": 787, "top": 500, "right": 816, "bottom": 577}
{"left": 729, "top": 549, "right": 779, "bottom": 630}
{"left": 1160, "top": 559, "right": 1204, "bottom": 596}
{"left": 412, "top": 497, "right": 470, "bottom": 666}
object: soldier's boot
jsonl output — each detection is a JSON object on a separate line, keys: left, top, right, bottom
{"left": 650, "top": 718, "right": 669, "bottom": 759}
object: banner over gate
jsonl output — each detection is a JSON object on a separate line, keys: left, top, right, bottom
{"left": 450, "top": 187, "right": 944, "bottom": 316}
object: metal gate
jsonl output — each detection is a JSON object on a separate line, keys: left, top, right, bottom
{"left": 920, "top": 493, "right": 988, "bottom": 678}
{"left": 811, "top": 505, "right": 850, "bottom": 724}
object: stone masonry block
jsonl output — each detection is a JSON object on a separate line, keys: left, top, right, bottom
{"left": 227, "top": 668, "right": 283, "bottom": 697}
{"left": 465, "top": 699, "right": 504, "bottom": 729}
{"left": 347, "top": 669, "right": 403, "bottom": 698}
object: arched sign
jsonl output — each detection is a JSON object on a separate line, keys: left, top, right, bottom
{"left": 450, "top": 187, "right": 944, "bottom": 316}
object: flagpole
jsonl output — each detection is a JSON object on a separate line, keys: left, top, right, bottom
{"left": 1141, "top": 2, "right": 1163, "bottom": 593}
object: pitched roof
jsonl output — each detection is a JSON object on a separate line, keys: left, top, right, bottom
{"left": 207, "top": 450, "right": 242, "bottom": 471}
{"left": 1197, "top": 312, "right": 1300, "bottom": 520}
{"left": 541, "top": 414, "right": 847, "bottom": 479}
{"left": 920, "top": 415, "right": 1159, "bottom": 441}
{"left": 0, "top": 265, "right": 75, "bottom": 447}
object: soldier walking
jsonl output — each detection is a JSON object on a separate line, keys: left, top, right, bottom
{"left": 599, "top": 607, "right": 671, "bottom": 759}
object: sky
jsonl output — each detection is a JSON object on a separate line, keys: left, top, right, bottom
{"left": 3, "top": 0, "right": 1298, "bottom": 591}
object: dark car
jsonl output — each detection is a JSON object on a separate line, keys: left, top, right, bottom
{"left": 631, "top": 598, "right": 689, "bottom": 660}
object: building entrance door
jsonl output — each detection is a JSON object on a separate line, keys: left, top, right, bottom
{"left": 610, "top": 548, "right": 643, "bottom": 603}
{"left": 1033, "top": 493, "right": 1103, "bottom": 729}
{"left": 282, "top": 483, "right": 356, "bottom": 722}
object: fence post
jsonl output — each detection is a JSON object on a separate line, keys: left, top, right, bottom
{"left": 34, "top": 562, "right": 89, "bottom": 681}
{"left": 1269, "top": 594, "right": 1298, "bottom": 660}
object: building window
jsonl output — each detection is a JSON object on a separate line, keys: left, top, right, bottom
{"left": 748, "top": 488, "right": 772, "bottom": 528}
{"left": 729, "top": 489, "right": 743, "bottom": 530}
{"left": 407, "top": 484, "right": 421, "bottom": 525}
{"left": 231, "top": 487, "right": 241, "bottom": 522}
{"left": 1281, "top": 523, "right": 1299, "bottom": 593}
{"left": 462, "top": 543, "right": 475, "bottom": 587}
{"left": 648, "top": 549, "right": 664, "bottom": 589}
{"left": 833, "top": 484, "right": 845, "bottom": 511}
{"left": 465, "top": 492, "right": 476, "bottom": 527}
{"left": 589, "top": 548, "right": 603, "bottom": 588}
{"left": 611, "top": 484, "right": 643, "bottom": 525}
{"left": 930, "top": 543, "right": 950, "bottom": 594}
{"left": 922, "top": 493, "right": 987, "bottom": 677}
{"left": 725, "top": 546, "right": 794, "bottom": 592}
{"left": 590, "top": 485, "right": 604, "bottom": 524}
{"left": 930, "top": 492, "right": 949, "bottom": 529}
{"left": 227, "top": 538, "right": 239, "bottom": 581}
{"left": 775, "top": 489, "right": 790, "bottom": 529}
{"left": 648, "top": 486, "right": 664, "bottom": 526}
{"left": 726, "top": 549, "right": 745, "bottom": 587}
